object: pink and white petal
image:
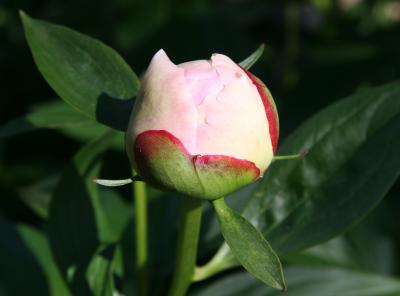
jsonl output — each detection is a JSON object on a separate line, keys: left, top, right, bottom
{"left": 179, "top": 60, "right": 215, "bottom": 81}
{"left": 211, "top": 54, "right": 244, "bottom": 85}
{"left": 179, "top": 60, "right": 224, "bottom": 106}
{"left": 127, "top": 49, "right": 198, "bottom": 154}
{"left": 195, "top": 74, "right": 273, "bottom": 173}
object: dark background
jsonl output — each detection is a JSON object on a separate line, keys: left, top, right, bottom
{"left": 1, "top": 0, "right": 400, "bottom": 293}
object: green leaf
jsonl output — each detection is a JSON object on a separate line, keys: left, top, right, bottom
{"left": 20, "top": 12, "right": 139, "bottom": 131}
{"left": 60, "top": 124, "right": 124, "bottom": 151}
{"left": 86, "top": 245, "right": 117, "bottom": 296}
{"left": 98, "top": 188, "right": 132, "bottom": 243}
{"left": 18, "top": 224, "right": 72, "bottom": 296}
{"left": 239, "top": 44, "right": 265, "bottom": 70}
{"left": 0, "top": 220, "right": 50, "bottom": 295}
{"left": 191, "top": 267, "right": 400, "bottom": 296}
{"left": 19, "top": 182, "right": 129, "bottom": 294}
{"left": 249, "top": 82, "right": 400, "bottom": 254}
{"left": 0, "top": 99, "right": 125, "bottom": 150}
{"left": 0, "top": 101, "right": 92, "bottom": 139}
{"left": 285, "top": 232, "right": 395, "bottom": 273}
{"left": 19, "top": 175, "right": 60, "bottom": 219}
{"left": 212, "top": 198, "right": 286, "bottom": 291}
{"left": 0, "top": 98, "right": 126, "bottom": 151}
{"left": 203, "top": 82, "right": 400, "bottom": 276}
{"left": 20, "top": 174, "right": 130, "bottom": 245}
{"left": 47, "top": 131, "right": 117, "bottom": 295}
{"left": 285, "top": 204, "right": 397, "bottom": 274}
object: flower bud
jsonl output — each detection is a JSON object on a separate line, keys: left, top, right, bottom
{"left": 126, "top": 50, "right": 279, "bottom": 200}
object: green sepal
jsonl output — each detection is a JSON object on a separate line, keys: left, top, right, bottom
{"left": 132, "top": 131, "right": 259, "bottom": 200}
{"left": 239, "top": 44, "right": 265, "bottom": 70}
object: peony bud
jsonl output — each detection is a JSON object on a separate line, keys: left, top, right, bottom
{"left": 126, "top": 50, "right": 279, "bottom": 200}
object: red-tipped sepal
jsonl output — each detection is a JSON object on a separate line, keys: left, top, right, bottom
{"left": 134, "top": 130, "right": 260, "bottom": 200}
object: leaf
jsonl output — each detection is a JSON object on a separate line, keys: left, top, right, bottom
{"left": 19, "top": 174, "right": 60, "bottom": 219}
{"left": 18, "top": 224, "right": 72, "bottom": 296}
{"left": 60, "top": 123, "right": 124, "bottom": 151}
{"left": 0, "top": 101, "right": 93, "bottom": 139}
{"left": 203, "top": 82, "right": 400, "bottom": 275}
{"left": 47, "top": 131, "right": 116, "bottom": 295}
{"left": 20, "top": 12, "right": 138, "bottom": 131}
{"left": 250, "top": 83, "right": 400, "bottom": 254}
{"left": 191, "top": 267, "right": 400, "bottom": 296}
{"left": 285, "top": 202, "right": 397, "bottom": 274}
{"left": 198, "top": 185, "right": 259, "bottom": 258}
{"left": 212, "top": 198, "right": 286, "bottom": 291}
{"left": 86, "top": 245, "right": 117, "bottom": 296}
{"left": 286, "top": 233, "right": 396, "bottom": 273}
{"left": 98, "top": 188, "right": 132, "bottom": 242}
{"left": 0, "top": 100, "right": 125, "bottom": 150}
{"left": 239, "top": 44, "right": 265, "bottom": 70}
{"left": 0, "top": 220, "right": 50, "bottom": 295}
{"left": 20, "top": 175, "right": 130, "bottom": 243}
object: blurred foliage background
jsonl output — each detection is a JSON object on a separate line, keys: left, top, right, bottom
{"left": 0, "top": 0, "right": 400, "bottom": 295}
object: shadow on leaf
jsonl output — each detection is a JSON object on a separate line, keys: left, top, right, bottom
{"left": 95, "top": 93, "right": 134, "bottom": 131}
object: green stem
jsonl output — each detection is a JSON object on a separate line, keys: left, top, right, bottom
{"left": 168, "top": 197, "right": 203, "bottom": 296}
{"left": 134, "top": 181, "right": 148, "bottom": 296}
{"left": 193, "top": 244, "right": 237, "bottom": 282}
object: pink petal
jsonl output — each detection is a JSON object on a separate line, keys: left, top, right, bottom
{"left": 127, "top": 49, "right": 198, "bottom": 153}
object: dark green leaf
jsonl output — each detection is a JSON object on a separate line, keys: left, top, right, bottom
{"left": 0, "top": 99, "right": 125, "bottom": 150}
{"left": 208, "top": 82, "right": 400, "bottom": 273}
{"left": 252, "top": 83, "right": 400, "bottom": 254}
{"left": 285, "top": 203, "right": 397, "bottom": 274}
{"left": 19, "top": 175, "right": 59, "bottom": 219}
{"left": 60, "top": 124, "right": 124, "bottom": 151}
{"left": 99, "top": 188, "right": 131, "bottom": 242}
{"left": 212, "top": 198, "right": 286, "bottom": 291}
{"left": 198, "top": 185, "right": 258, "bottom": 258}
{"left": 285, "top": 232, "right": 395, "bottom": 273}
{"left": 191, "top": 267, "right": 400, "bottom": 296}
{"left": 0, "top": 101, "right": 92, "bottom": 139}
{"left": 19, "top": 176, "right": 130, "bottom": 246}
{"left": 47, "top": 131, "right": 116, "bottom": 295}
{"left": 18, "top": 224, "right": 71, "bottom": 296}
{"left": 87, "top": 245, "right": 117, "bottom": 296}
{"left": 0, "top": 220, "right": 50, "bottom": 296}
{"left": 239, "top": 44, "right": 265, "bottom": 70}
{"left": 20, "top": 12, "right": 138, "bottom": 131}
{"left": 0, "top": 98, "right": 126, "bottom": 151}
